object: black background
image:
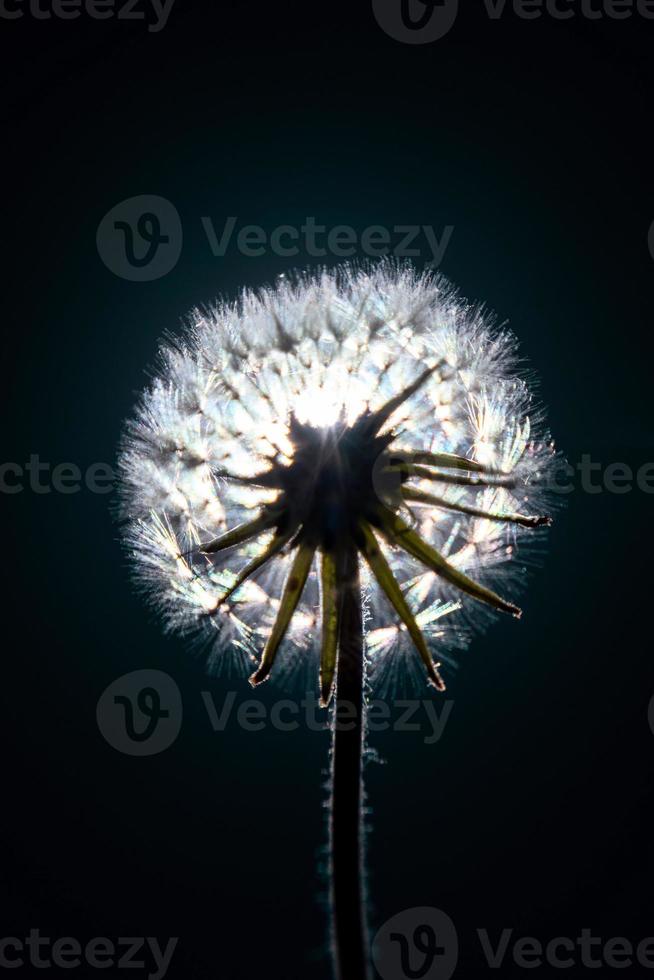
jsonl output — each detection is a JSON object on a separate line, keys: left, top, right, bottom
{"left": 3, "top": 1, "right": 654, "bottom": 977}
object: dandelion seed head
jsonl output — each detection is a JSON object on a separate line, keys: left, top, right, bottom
{"left": 119, "top": 262, "right": 559, "bottom": 698}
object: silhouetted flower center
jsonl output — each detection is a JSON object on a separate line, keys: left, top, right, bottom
{"left": 273, "top": 415, "right": 395, "bottom": 551}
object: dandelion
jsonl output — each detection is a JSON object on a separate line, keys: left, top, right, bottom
{"left": 119, "top": 262, "right": 557, "bottom": 980}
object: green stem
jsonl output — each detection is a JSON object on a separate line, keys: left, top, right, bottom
{"left": 330, "top": 542, "right": 371, "bottom": 980}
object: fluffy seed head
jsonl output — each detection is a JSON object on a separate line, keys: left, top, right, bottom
{"left": 118, "top": 263, "right": 558, "bottom": 699}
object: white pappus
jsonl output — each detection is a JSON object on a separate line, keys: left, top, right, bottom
{"left": 118, "top": 262, "right": 559, "bottom": 703}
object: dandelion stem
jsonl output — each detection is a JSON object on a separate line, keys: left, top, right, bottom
{"left": 330, "top": 541, "right": 371, "bottom": 980}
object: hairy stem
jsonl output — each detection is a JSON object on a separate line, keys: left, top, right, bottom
{"left": 330, "top": 542, "right": 370, "bottom": 980}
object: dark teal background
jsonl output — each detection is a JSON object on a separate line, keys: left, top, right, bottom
{"left": 3, "top": 2, "right": 654, "bottom": 977}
